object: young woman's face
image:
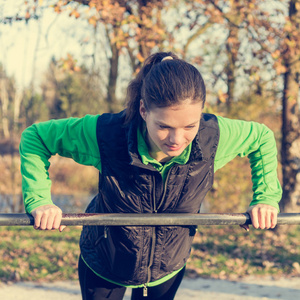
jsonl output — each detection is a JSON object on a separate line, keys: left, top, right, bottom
{"left": 139, "top": 99, "right": 202, "bottom": 162}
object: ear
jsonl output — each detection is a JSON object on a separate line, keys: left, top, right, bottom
{"left": 139, "top": 99, "right": 147, "bottom": 120}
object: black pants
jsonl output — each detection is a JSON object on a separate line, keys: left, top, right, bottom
{"left": 78, "top": 255, "right": 185, "bottom": 300}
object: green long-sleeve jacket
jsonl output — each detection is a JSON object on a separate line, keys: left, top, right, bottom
{"left": 19, "top": 114, "right": 282, "bottom": 214}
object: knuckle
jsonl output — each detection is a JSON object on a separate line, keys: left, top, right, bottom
{"left": 48, "top": 209, "right": 56, "bottom": 215}
{"left": 259, "top": 207, "right": 267, "bottom": 213}
{"left": 35, "top": 211, "right": 43, "bottom": 217}
{"left": 51, "top": 207, "right": 62, "bottom": 214}
{"left": 43, "top": 210, "right": 50, "bottom": 216}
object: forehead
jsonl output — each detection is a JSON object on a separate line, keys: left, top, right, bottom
{"left": 149, "top": 102, "right": 202, "bottom": 127}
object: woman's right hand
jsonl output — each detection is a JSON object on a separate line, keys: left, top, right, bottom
{"left": 30, "top": 204, "right": 66, "bottom": 232}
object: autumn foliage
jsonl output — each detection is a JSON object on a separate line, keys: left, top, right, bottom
{"left": 0, "top": 0, "right": 299, "bottom": 213}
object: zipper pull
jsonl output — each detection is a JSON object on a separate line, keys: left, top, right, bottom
{"left": 143, "top": 284, "right": 148, "bottom": 297}
{"left": 104, "top": 226, "right": 108, "bottom": 238}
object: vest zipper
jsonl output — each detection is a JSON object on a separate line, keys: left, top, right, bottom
{"left": 144, "top": 226, "right": 156, "bottom": 297}
{"left": 144, "top": 169, "right": 173, "bottom": 296}
{"left": 104, "top": 226, "right": 108, "bottom": 238}
{"left": 144, "top": 175, "right": 158, "bottom": 296}
{"left": 143, "top": 283, "right": 148, "bottom": 297}
{"left": 156, "top": 168, "right": 172, "bottom": 212}
{"left": 144, "top": 170, "right": 173, "bottom": 296}
{"left": 153, "top": 175, "right": 158, "bottom": 213}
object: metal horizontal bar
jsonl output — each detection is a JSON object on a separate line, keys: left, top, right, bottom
{"left": 0, "top": 213, "right": 299, "bottom": 226}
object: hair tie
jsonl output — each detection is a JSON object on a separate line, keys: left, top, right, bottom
{"left": 161, "top": 56, "right": 173, "bottom": 62}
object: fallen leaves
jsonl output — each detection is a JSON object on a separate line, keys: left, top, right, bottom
{"left": 0, "top": 225, "right": 299, "bottom": 283}
{"left": 187, "top": 225, "right": 300, "bottom": 280}
{"left": 0, "top": 226, "right": 81, "bottom": 283}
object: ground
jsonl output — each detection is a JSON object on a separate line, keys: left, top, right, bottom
{"left": 0, "top": 277, "right": 299, "bottom": 300}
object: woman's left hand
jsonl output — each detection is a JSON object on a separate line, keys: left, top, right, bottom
{"left": 241, "top": 204, "right": 278, "bottom": 231}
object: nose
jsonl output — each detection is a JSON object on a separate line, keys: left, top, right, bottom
{"left": 169, "top": 129, "right": 183, "bottom": 145}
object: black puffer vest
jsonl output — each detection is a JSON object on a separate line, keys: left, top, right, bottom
{"left": 80, "top": 110, "right": 219, "bottom": 286}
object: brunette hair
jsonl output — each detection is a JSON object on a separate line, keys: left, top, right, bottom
{"left": 125, "top": 52, "right": 206, "bottom": 123}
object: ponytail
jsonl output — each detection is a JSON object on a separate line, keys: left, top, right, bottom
{"left": 125, "top": 52, "right": 179, "bottom": 124}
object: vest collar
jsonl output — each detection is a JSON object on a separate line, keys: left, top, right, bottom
{"left": 126, "top": 117, "right": 157, "bottom": 170}
{"left": 190, "top": 114, "right": 220, "bottom": 162}
{"left": 189, "top": 130, "right": 203, "bottom": 162}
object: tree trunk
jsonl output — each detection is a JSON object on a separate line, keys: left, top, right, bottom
{"left": 280, "top": 1, "right": 300, "bottom": 212}
{"left": 13, "top": 88, "right": 23, "bottom": 131}
{"left": 106, "top": 32, "right": 120, "bottom": 113}
{"left": 225, "top": 41, "right": 236, "bottom": 111}
{"left": 0, "top": 78, "right": 10, "bottom": 138}
{"left": 224, "top": 2, "right": 241, "bottom": 112}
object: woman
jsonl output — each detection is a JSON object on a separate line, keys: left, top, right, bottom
{"left": 20, "top": 52, "right": 282, "bottom": 300}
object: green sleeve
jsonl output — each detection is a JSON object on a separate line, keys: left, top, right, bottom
{"left": 19, "top": 115, "right": 101, "bottom": 213}
{"left": 214, "top": 116, "right": 282, "bottom": 211}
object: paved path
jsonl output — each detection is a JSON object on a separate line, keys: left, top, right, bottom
{"left": 0, "top": 277, "right": 299, "bottom": 299}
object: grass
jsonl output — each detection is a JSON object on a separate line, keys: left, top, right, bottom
{"left": 0, "top": 225, "right": 299, "bottom": 283}
{"left": 0, "top": 226, "right": 81, "bottom": 282}
{"left": 186, "top": 225, "right": 300, "bottom": 280}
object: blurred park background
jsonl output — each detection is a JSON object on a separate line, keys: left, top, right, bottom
{"left": 1, "top": 0, "right": 299, "bottom": 214}
{"left": 0, "top": 0, "right": 300, "bottom": 284}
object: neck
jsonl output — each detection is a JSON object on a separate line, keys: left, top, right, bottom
{"left": 144, "top": 131, "right": 171, "bottom": 163}
{"left": 149, "top": 150, "right": 172, "bottom": 163}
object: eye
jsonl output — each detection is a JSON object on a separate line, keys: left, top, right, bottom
{"left": 185, "top": 125, "right": 196, "bottom": 130}
{"left": 158, "top": 125, "right": 169, "bottom": 129}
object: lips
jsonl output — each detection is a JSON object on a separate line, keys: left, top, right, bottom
{"left": 165, "top": 144, "right": 183, "bottom": 151}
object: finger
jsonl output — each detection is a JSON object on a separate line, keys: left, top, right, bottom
{"left": 39, "top": 213, "right": 50, "bottom": 230}
{"left": 250, "top": 210, "right": 259, "bottom": 229}
{"left": 53, "top": 212, "right": 63, "bottom": 230}
{"left": 240, "top": 224, "right": 249, "bottom": 232}
{"left": 46, "top": 213, "right": 56, "bottom": 230}
{"left": 258, "top": 208, "right": 266, "bottom": 229}
{"left": 59, "top": 225, "right": 66, "bottom": 232}
{"left": 264, "top": 210, "right": 271, "bottom": 229}
{"left": 33, "top": 211, "right": 42, "bottom": 230}
{"left": 270, "top": 211, "right": 278, "bottom": 229}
